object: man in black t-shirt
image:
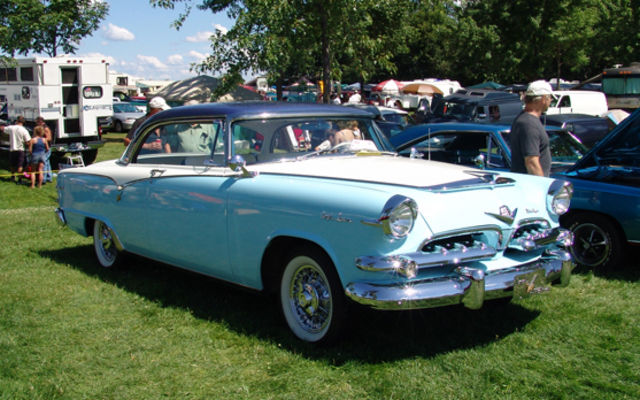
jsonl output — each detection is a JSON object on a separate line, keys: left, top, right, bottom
{"left": 510, "top": 80, "right": 553, "bottom": 177}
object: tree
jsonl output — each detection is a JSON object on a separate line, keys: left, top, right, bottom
{"left": 151, "top": 0, "right": 411, "bottom": 102}
{"left": 0, "top": 0, "right": 109, "bottom": 58}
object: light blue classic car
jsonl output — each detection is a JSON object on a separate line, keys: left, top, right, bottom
{"left": 55, "top": 102, "right": 575, "bottom": 343}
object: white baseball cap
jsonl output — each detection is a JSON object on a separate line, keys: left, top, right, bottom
{"left": 525, "top": 80, "right": 553, "bottom": 96}
{"left": 148, "top": 96, "right": 170, "bottom": 110}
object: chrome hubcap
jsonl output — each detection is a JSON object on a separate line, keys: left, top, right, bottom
{"left": 572, "top": 223, "right": 609, "bottom": 267}
{"left": 98, "top": 224, "right": 116, "bottom": 262}
{"left": 289, "top": 265, "right": 331, "bottom": 333}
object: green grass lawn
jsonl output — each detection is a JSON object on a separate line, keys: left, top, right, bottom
{"left": 0, "top": 135, "right": 639, "bottom": 399}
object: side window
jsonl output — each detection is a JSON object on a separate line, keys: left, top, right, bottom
{"left": 134, "top": 120, "right": 223, "bottom": 165}
{"left": 232, "top": 125, "right": 263, "bottom": 158}
{"left": 558, "top": 96, "right": 571, "bottom": 108}
{"left": 165, "top": 121, "right": 222, "bottom": 154}
{"left": 485, "top": 136, "right": 508, "bottom": 168}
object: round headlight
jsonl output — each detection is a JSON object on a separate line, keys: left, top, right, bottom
{"left": 381, "top": 195, "right": 418, "bottom": 238}
{"left": 547, "top": 180, "right": 573, "bottom": 216}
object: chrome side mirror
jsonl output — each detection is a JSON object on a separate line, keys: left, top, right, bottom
{"left": 474, "top": 154, "right": 486, "bottom": 169}
{"left": 229, "top": 155, "right": 258, "bottom": 178}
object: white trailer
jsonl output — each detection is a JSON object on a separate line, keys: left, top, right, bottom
{"left": 0, "top": 56, "right": 113, "bottom": 165}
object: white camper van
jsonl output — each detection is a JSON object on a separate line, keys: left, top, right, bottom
{"left": 546, "top": 90, "right": 608, "bottom": 116}
{"left": 0, "top": 56, "right": 113, "bottom": 165}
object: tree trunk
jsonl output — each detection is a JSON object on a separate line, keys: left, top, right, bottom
{"left": 320, "top": 8, "right": 330, "bottom": 104}
{"left": 276, "top": 75, "right": 284, "bottom": 102}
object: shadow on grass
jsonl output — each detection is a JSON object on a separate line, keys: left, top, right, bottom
{"left": 102, "top": 135, "right": 126, "bottom": 143}
{"left": 572, "top": 245, "right": 640, "bottom": 282}
{"left": 41, "top": 244, "right": 542, "bottom": 363}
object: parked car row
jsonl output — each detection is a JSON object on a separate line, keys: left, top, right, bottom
{"left": 56, "top": 102, "right": 575, "bottom": 343}
{"left": 390, "top": 109, "right": 640, "bottom": 270}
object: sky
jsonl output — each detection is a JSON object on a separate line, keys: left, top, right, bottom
{"left": 72, "top": 1, "right": 235, "bottom": 81}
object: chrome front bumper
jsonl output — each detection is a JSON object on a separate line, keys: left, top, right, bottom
{"left": 345, "top": 251, "right": 574, "bottom": 310}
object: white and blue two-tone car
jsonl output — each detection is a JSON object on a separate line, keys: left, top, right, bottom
{"left": 55, "top": 102, "right": 575, "bottom": 343}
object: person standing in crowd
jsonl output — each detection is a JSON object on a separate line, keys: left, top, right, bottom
{"left": 510, "top": 80, "right": 553, "bottom": 177}
{"left": 35, "top": 116, "right": 53, "bottom": 183}
{"left": 348, "top": 90, "right": 361, "bottom": 104}
{"left": 28, "top": 126, "right": 49, "bottom": 188}
{"left": 7, "top": 116, "right": 31, "bottom": 182}
{"left": 124, "top": 96, "right": 170, "bottom": 147}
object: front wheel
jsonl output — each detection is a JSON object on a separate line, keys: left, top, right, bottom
{"left": 93, "top": 220, "right": 121, "bottom": 268}
{"left": 565, "top": 213, "right": 623, "bottom": 269}
{"left": 279, "top": 246, "right": 346, "bottom": 344}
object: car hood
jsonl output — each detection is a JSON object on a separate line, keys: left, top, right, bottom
{"left": 568, "top": 109, "right": 639, "bottom": 172}
{"left": 74, "top": 154, "right": 517, "bottom": 191}
{"left": 253, "top": 154, "right": 510, "bottom": 189}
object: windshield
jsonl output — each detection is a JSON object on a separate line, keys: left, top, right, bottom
{"left": 231, "top": 117, "right": 392, "bottom": 164}
{"left": 434, "top": 101, "right": 477, "bottom": 120}
{"left": 547, "top": 130, "right": 587, "bottom": 170}
{"left": 382, "top": 112, "right": 408, "bottom": 126}
{"left": 114, "top": 103, "right": 140, "bottom": 113}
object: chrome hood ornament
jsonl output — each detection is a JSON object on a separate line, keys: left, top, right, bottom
{"left": 486, "top": 205, "right": 517, "bottom": 225}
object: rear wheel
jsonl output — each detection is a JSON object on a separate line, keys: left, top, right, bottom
{"left": 114, "top": 121, "right": 123, "bottom": 133}
{"left": 565, "top": 213, "right": 623, "bottom": 269}
{"left": 93, "top": 220, "right": 121, "bottom": 268}
{"left": 279, "top": 246, "right": 346, "bottom": 344}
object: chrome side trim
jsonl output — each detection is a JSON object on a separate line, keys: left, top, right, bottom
{"left": 102, "top": 222, "right": 125, "bottom": 252}
{"left": 346, "top": 255, "right": 575, "bottom": 311}
{"left": 54, "top": 208, "right": 67, "bottom": 226}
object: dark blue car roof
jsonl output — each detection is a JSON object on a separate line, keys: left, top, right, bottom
{"left": 144, "top": 101, "right": 375, "bottom": 126}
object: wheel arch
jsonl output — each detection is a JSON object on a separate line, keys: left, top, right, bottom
{"left": 261, "top": 236, "right": 338, "bottom": 295}
{"left": 560, "top": 209, "right": 628, "bottom": 243}
{"left": 84, "top": 216, "right": 125, "bottom": 252}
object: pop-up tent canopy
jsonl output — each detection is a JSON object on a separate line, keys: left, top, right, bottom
{"left": 154, "top": 75, "right": 263, "bottom": 103}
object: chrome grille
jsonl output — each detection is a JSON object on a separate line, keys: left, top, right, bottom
{"left": 508, "top": 221, "right": 571, "bottom": 251}
{"left": 417, "top": 233, "right": 497, "bottom": 268}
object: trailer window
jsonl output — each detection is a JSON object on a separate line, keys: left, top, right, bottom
{"left": 20, "top": 67, "right": 34, "bottom": 82}
{"left": 0, "top": 68, "right": 17, "bottom": 81}
{"left": 61, "top": 68, "right": 78, "bottom": 84}
{"left": 83, "top": 86, "right": 103, "bottom": 99}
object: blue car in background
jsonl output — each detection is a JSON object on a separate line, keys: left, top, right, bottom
{"left": 390, "top": 122, "right": 587, "bottom": 173}
{"left": 391, "top": 118, "right": 639, "bottom": 269}
{"left": 557, "top": 109, "right": 640, "bottom": 269}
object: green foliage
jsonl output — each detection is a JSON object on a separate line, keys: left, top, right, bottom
{"left": 151, "top": 0, "right": 640, "bottom": 88}
{"left": 0, "top": 0, "right": 109, "bottom": 57}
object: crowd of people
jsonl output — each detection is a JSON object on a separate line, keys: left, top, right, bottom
{"left": 2, "top": 115, "right": 54, "bottom": 188}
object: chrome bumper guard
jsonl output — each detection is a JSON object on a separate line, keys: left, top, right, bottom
{"left": 345, "top": 249, "right": 575, "bottom": 311}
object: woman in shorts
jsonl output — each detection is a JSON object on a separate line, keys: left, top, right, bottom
{"left": 28, "top": 126, "right": 49, "bottom": 188}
